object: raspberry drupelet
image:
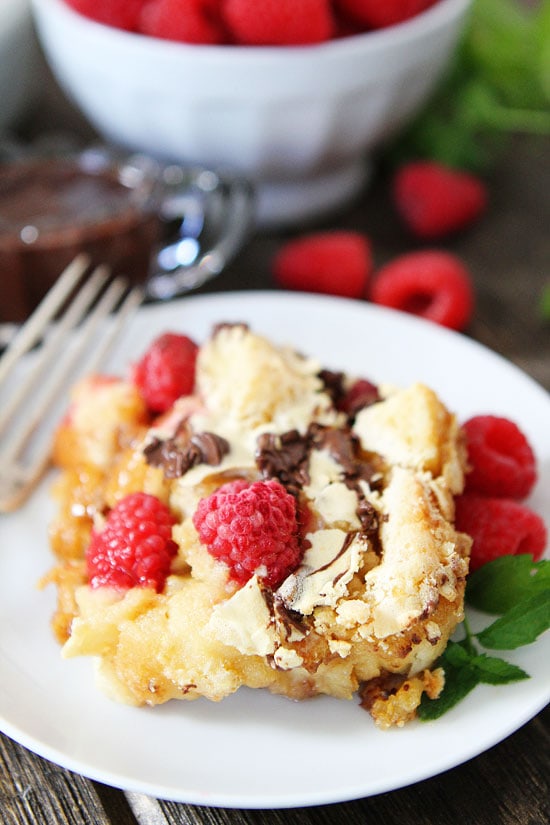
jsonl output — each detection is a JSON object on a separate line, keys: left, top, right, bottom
{"left": 393, "top": 161, "right": 488, "bottom": 239}
{"left": 86, "top": 492, "right": 177, "bottom": 591}
{"left": 462, "top": 415, "right": 537, "bottom": 500}
{"left": 222, "top": 0, "right": 335, "bottom": 45}
{"left": 455, "top": 493, "right": 547, "bottom": 572}
{"left": 336, "top": 0, "right": 437, "bottom": 29}
{"left": 193, "top": 478, "right": 302, "bottom": 588}
{"left": 370, "top": 250, "right": 474, "bottom": 331}
{"left": 131, "top": 332, "right": 199, "bottom": 414}
{"left": 272, "top": 230, "right": 372, "bottom": 299}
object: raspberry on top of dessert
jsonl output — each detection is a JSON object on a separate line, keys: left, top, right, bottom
{"left": 46, "top": 323, "right": 471, "bottom": 728}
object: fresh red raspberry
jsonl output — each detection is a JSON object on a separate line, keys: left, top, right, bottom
{"left": 462, "top": 416, "right": 537, "bottom": 500}
{"left": 139, "top": 0, "right": 225, "bottom": 44}
{"left": 65, "top": 0, "right": 145, "bottom": 31}
{"left": 222, "top": 0, "right": 334, "bottom": 45}
{"left": 193, "top": 479, "right": 302, "bottom": 588}
{"left": 370, "top": 250, "right": 474, "bottom": 331}
{"left": 131, "top": 332, "right": 198, "bottom": 413}
{"left": 455, "top": 493, "right": 547, "bottom": 572}
{"left": 86, "top": 493, "right": 177, "bottom": 591}
{"left": 393, "top": 161, "right": 488, "bottom": 239}
{"left": 272, "top": 231, "right": 372, "bottom": 299}
{"left": 336, "top": 0, "right": 436, "bottom": 29}
{"left": 332, "top": 12, "right": 364, "bottom": 38}
{"left": 338, "top": 379, "right": 380, "bottom": 416}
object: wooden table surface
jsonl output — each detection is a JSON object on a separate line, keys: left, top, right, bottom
{"left": 1, "top": 66, "right": 549, "bottom": 825}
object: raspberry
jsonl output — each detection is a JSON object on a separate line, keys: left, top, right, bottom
{"left": 455, "top": 493, "right": 547, "bottom": 572}
{"left": 65, "top": 0, "right": 145, "bottom": 31}
{"left": 86, "top": 493, "right": 177, "bottom": 590}
{"left": 393, "top": 161, "right": 488, "bottom": 239}
{"left": 272, "top": 231, "right": 372, "bottom": 299}
{"left": 132, "top": 332, "right": 198, "bottom": 413}
{"left": 336, "top": 0, "right": 436, "bottom": 30}
{"left": 222, "top": 0, "right": 334, "bottom": 45}
{"left": 139, "top": 0, "right": 225, "bottom": 44}
{"left": 193, "top": 479, "right": 302, "bottom": 587}
{"left": 338, "top": 379, "right": 380, "bottom": 416}
{"left": 370, "top": 250, "right": 474, "bottom": 331}
{"left": 463, "top": 416, "right": 537, "bottom": 500}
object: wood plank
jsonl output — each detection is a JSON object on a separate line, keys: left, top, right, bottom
{"left": 0, "top": 733, "right": 119, "bottom": 825}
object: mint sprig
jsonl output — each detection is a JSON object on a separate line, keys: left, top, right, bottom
{"left": 389, "top": 0, "right": 550, "bottom": 171}
{"left": 476, "top": 591, "right": 550, "bottom": 650}
{"left": 540, "top": 284, "right": 550, "bottom": 322}
{"left": 418, "top": 555, "right": 550, "bottom": 721}
{"left": 467, "top": 555, "right": 550, "bottom": 614}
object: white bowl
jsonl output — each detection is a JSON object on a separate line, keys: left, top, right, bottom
{"left": 0, "top": 0, "right": 39, "bottom": 132}
{"left": 31, "top": 0, "right": 471, "bottom": 226}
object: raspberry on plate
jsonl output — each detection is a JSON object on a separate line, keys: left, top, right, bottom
{"left": 463, "top": 415, "right": 537, "bottom": 500}
{"left": 131, "top": 332, "right": 199, "bottom": 413}
{"left": 140, "top": 0, "right": 226, "bottom": 44}
{"left": 272, "top": 230, "right": 372, "bottom": 299}
{"left": 370, "top": 249, "right": 474, "bottom": 331}
{"left": 65, "top": 0, "right": 145, "bottom": 30}
{"left": 338, "top": 378, "right": 380, "bottom": 417}
{"left": 455, "top": 493, "right": 547, "bottom": 572}
{"left": 193, "top": 478, "right": 302, "bottom": 588}
{"left": 393, "top": 161, "right": 488, "bottom": 239}
{"left": 222, "top": 0, "right": 334, "bottom": 45}
{"left": 336, "top": 0, "right": 437, "bottom": 30}
{"left": 86, "top": 493, "right": 177, "bottom": 591}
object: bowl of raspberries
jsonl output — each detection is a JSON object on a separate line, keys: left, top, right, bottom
{"left": 31, "top": 0, "right": 472, "bottom": 225}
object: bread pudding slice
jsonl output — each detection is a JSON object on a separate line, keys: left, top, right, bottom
{"left": 45, "top": 323, "right": 471, "bottom": 727}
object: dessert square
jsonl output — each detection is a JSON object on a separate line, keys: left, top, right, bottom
{"left": 44, "top": 323, "right": 471, "bottom": 727}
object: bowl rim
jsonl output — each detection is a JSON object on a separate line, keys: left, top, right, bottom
{"left": 31, "top": 0, "right": 472, "bottom": 62}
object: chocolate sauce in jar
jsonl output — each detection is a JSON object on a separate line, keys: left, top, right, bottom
{"left": 0, "top": 157, "right": 161, "bottom": 323}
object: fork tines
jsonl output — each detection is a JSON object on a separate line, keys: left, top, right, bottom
{"left": 0, "top": 255, "right": 143, "bottom": 513}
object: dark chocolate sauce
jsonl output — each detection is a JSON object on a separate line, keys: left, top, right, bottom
{"left": 0, "top": 158, "right": 160, "bottom": 323}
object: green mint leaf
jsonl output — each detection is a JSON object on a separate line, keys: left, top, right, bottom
{"left": 467, "top": 555, "right": 550, "bottom": 614}
{"left": 465, "top": 0, "right": 545, "bottom": 110}
{"left": 389, "top": 0, "right": 550, "bottom": 170}
{"left": 442, "top": 639, "right": 473, "bottom": 666}
{"left": 540, "top": 283, "right": 550, "bottom": 322}
{"left": 535, "top": 0, "right": 550, "bottom": 103}
{"left": 418, "top": 657, "right": 480, "bottom": 721}
{"left": 476, "top": 590, "right": 550, "bottom": 649}
{"left": 470, "top": 653, "right": 529, "bottom": 685}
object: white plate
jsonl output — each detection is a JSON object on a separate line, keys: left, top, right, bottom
{"left": 1, "top": 291, "right": 549, "bottom": 809}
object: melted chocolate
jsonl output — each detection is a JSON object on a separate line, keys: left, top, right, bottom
{"left": 255, "top": 430, "right": 310, "bottom": 497}
{"left": 318, "top": 369, "right": 346, "bottom": 406}
{"left": 144, "top": 428, "right": 229, "bottom": 479}
{"left": 255, "top": 423, "right": 381, "bottom": 538}
{"left": 0, "top": 158, "right": 161, "bottom": 323}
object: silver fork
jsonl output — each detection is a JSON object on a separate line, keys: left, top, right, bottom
{"left": 0, "top": 255, "right": 143, "bottom": 513}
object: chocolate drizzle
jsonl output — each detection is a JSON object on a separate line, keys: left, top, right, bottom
{"left": 313, "top": 531, "right": 355, "bottom": 575}
{"left": 260, "top": 585, "right": 308, "bottom": 642}
{"left": 318, "top": 369, "right": 381, "bottom": 419}
{"left": 255, "top": 430, "right": 310, "bottom": 497}
{"left": 318, "top": 369, "right": 346, "bottom": 407}
{"left": 144, "top": 425, "right": 229, "bottom": 479}
{"left": 255, "top": 423, "right": 382, "bottom": 537}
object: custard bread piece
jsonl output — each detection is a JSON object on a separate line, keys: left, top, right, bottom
{"left": 47, "top": 324, "right": 471, "bottom": 727}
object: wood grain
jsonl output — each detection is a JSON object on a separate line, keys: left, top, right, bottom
{"left": 1, "top": 734, "right": 112, "bottom": 825}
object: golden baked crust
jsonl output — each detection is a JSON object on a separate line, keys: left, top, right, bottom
{"left": 45, "top": 325, "right": 471, "bottom": 727}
